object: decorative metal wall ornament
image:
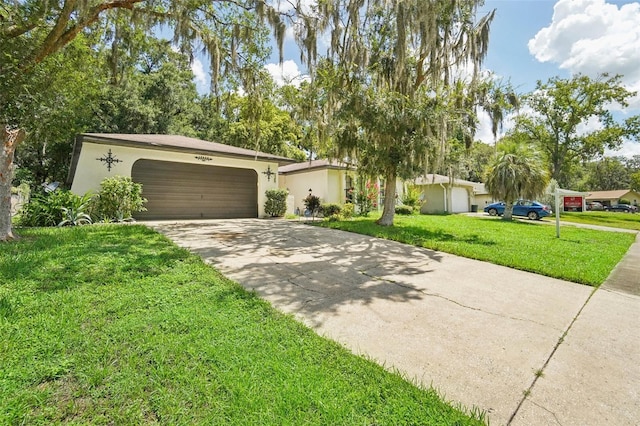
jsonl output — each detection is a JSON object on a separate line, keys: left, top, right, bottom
{"left": 96, "top": 149, "right": 122, "bottom": 171}
{"left": 195, "top": 155, "right": 213, "bottom": 162}
{"left": 262, "top": 165, "right": 276, "bottom": 182}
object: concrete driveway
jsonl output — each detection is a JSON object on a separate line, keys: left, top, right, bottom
{"left": 149, "top": 219, "right": 639, "bottom": 426}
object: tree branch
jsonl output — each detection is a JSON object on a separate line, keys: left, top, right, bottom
{"left": 31, "top": 0, "right": 146, "bottom": 67}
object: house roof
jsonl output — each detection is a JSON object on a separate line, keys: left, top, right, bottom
{"left": 78, "top": 133, "right": 296, "bottom": 164}
{"left": 278, "top": 159, "right": 353, "bottom": 174}
{"left": 414, "top": 174, "right": 488, "bottom": 194}
{"left": 555, "top": 188, "right": 589, "bottom": 196}
{"left": 586, "top": 190, "right": 639, "bottom": 200}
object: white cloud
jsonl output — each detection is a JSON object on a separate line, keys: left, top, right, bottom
{"left": 190, "top": 58, "right": 209, "bottom": 93}
{"left": 264, "top": 60, "right": 310, "bottom": 86}
{"left": 606, "top": 140, "right": 640, "bottom": 157}
{"left": 528, "top": 0, "right": 640, "bottom": 157}
{"left": 528, "top": 0, "right": 640, "bottom": 98}
{"left": 475, "top": 109, "right": 499, "bottom": 145}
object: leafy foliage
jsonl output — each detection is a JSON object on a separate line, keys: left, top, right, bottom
{"left": 395, "top": 205, "right": 414, "bottom": 215}
{"left": 580, "top": 157, "right": 630, "bottom": 191}
{"left": 264, "top": 188, "right": 288, "bottom": 217}
{"left": 515, "top": 74, "right": 640, "bottom": 187}
{"left": 18, "top": 189, "right": 89, "bottom": 227}
{"left": 485, "top": 141, "right": 548, "bottom": 221}
{"left": 90, "top": 176, "right": 146, "bottom": 222}
{"left": 320, "top": 203, "right": 342, "bottom": 218}
{"left": 401, "top": 185, "right": 422, "bottom": 210}
{"left": 293, "top": 1, "right": 496, "bottom": 226}
{"left": 91, "top": 39, "right": 202, "bottom": 136}
{"left": 303, "top": 194, "right": 321, "bottom": 218}
{"left": 631, "top": 172, "right": 640, "bottom": 192}
{"left": 355, "top": 180, "right": 379, "bottom": 217}
{"left": 206, "top": 91, "right": 306, "bottom": 161}
{"left": 59, "top": 193, "right": 94, "bottom": 227}
{"left": 340, "top": 203, "right": 355, "bottom": 220}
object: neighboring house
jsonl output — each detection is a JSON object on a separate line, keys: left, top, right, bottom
{"left": 278, "top": 159, "right": 408, "bottom": 215}
{"left": 67, "top": 133, "right": 295, "bottom": 220}
{"left": 472, "top": 183, "right": 493, "bottom": 210}
{"left": 414, "top": 174, "right": 488, "bottom": 214}
{"left": 278, "top": 159, "right": 355, "bottom": 214}
{"left": 586, "top": 190, "right": 640, "bottom": 207}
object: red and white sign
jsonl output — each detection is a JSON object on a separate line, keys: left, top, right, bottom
{"left": 563, "top": 196, "right": 584, "bottom": 211}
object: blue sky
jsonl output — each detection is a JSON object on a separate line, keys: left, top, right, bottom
{"left": 192, "top": 0, "right": 640, "bottom": 156}
{"left": 479, "top": 0, "right": 640, "bottom": 156}
{"left": 482, "top": 0, "right": 566, "bottom": 92}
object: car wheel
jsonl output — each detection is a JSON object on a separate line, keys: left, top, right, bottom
{"left": 488, "top": 208, "right": 498, "bottom": 216}
{"left": 527, "top": 211, "right": 539, "bottom": 220}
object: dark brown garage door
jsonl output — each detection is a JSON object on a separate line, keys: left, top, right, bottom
{"left": 132, "top": 159, "right": 258, "bottom": 220}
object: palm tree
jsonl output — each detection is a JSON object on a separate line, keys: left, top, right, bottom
{"left": 479, "top": 79, "right": 520, "bottom": 150}
{"left": 485, "top": 141, "right": 548, "bottom": 221}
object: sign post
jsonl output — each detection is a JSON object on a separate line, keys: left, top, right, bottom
{"left": 555, "top": 191, "right": 561, "bottom": 238}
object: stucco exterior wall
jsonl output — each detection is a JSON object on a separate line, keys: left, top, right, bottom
{"left": 279, "top": 169, "right": 328, "bottom": 214}
{"left": 474, "top": 194, "right": 494, "bottom": 209}
{"left": 420, "top": 186, "right": 446, "bottom": 213}
{"left": 279, "top": 168, "right": 353, "bottom": 214}
{"left": 70, "top": 142, "right": 280, "bottom": 217}
{"left": 327, "top": 169, "right": 347, "bottom": 205}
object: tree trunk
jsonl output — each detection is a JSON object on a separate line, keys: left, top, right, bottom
{"left": 1, "top": 126, "right": 26, "bottom": 241}
{"left": 502, "top": 201, "right": 514, "bottom": 221}
{"left": 376, "top": 169, "right": 397, "bottom": 226}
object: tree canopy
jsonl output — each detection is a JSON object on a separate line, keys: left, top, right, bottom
{"left": 0, "top": 0, "right": 290, "bottom": 240}
{"left": 294, "top": 0, "right": 496, "bottom": 225}
{"left": 514, "top": 73, "right": 640, "bottom": 188}
{"left": 485, "top": 141, "right": 548, "bottom": 221}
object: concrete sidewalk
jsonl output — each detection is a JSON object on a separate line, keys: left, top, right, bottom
{"left": 512, "top": 232, "right": 640, "bottom": 425}
{"left": 149, "top": 219, "right": 639, "bottom": 425}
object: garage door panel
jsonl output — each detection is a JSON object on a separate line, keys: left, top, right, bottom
{"left": 132, "top": 159, "right": 258, "bottom": 220}
{"left": 451, "top": 187, "right": 469, "bottom": 213}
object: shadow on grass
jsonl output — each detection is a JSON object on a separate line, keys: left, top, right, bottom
{"left": 323, "top": 219, "right": 498, "bottom": 248}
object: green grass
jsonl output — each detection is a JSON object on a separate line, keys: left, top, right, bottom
{"left": 319, "top": 214, "right": 636, "bottom": 286}
{"left": 560, "top": 211, "right": 640, "bottom": 231}
{"left": 0, "top": 225, "right": 482, "bottom": 425}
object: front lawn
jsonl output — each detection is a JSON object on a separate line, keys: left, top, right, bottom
{"left": 319, "top": 214, "right": 636, "bottom": 286}
{"left": 0, "top": 225, "right": 482, "bottom": 425}
{"left": 560, "top": 211, "right": 640, "bottom": 231}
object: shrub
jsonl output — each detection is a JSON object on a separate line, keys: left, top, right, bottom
{"left": 356, "top": 180, "right": 379, "bottom": 216}
{"left": 59, "top": 193, "right": 94, "bottom": 227}
{"left": 18, "top": 189, "right": 88, "bottom": 227}
{"left": 303, "top": 194, "right": 321, "bottom": 218}
{"left": 90, "top": 176, "right": 146, "bottom": 222}
{"left": 395, "top": 205, "right": 414, "bottom": 215}
{"left": 340, "top": 203, "right": 355, "bottom": 219}
{"left": 620, "top": 198, "right": 631, "bottom": 205}
{"left": 401, "top": 185, "right": 422, "bottom": 209}
{"left": 264, "top": 188, "right": 288, "bottom": 217}
{"left": 320, "top": 203, "right": 342, "bottom": 217}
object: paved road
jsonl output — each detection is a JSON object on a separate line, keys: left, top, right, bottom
{"left": 149, "top": 219, "right": 639, "bottom": 426}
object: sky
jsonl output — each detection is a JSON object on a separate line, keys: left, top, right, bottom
{"left": 191, "top": 0, "right": 640, "bottom": 157}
